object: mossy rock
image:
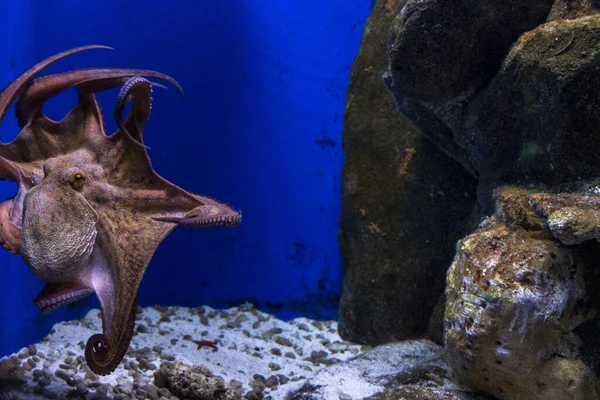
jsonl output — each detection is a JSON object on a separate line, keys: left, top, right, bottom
{"left": 339, "top": 0, "right": 477, "bottom": 345}
{"left": 459, "top": 15, "right": 600, "bottom": 186}
{"left": 387, "top": 0, "right": 553, "bottom": 102}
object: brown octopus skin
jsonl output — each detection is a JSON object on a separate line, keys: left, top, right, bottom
{"left": 0, "top": 45, "right": 242, "bottom": 375}
{"left": 0, "top": 199, "right": 21, "bottom": 254}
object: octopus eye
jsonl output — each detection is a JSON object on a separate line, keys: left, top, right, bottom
{"left": 71, "top": 173, "right": 85, "bottom": 188}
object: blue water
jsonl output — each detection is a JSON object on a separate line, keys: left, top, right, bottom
{"left": 0, "top": 0, "right": 371, "bottom": 357}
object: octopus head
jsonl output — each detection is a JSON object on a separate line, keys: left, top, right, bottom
{"left": 21, "top": 153, "right": 100, "bottom": 283}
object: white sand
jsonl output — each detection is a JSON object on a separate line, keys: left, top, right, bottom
{"left": 1, "top": 304, "right": 367, "bottom": 399}
{"left": 0, "top": 304, "right": 456, "bottom": 400}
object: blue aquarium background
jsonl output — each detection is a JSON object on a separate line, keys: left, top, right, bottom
{"left": 0, "top": 1, "right": 371, "bottom": 356}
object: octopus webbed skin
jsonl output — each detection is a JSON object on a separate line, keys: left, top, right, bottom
{"left": 0, "top": 46, "right": 242, "bottom": 375}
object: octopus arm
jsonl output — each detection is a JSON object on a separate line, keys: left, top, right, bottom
{"left": 0, "top": 198, "right": 22, "bottom": 254}
{"left": 152, "top": 196, "right": 242, "bottom": 228}
{"left": 33, "top": 281, "right": 94, "bottom": 314}
{"left": 83, "top": 248, "right": 139, "bottom": 376}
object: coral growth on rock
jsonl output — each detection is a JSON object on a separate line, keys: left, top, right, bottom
{"left": 445, "top": 187, "right": 600, "bottom": 399}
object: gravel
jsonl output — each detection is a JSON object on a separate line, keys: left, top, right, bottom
{"left": 0, "top": 303, "right": 363, "bottom": 399}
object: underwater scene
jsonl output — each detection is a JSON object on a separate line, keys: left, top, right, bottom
{"left": 1, "top": 0, "right": 600, "bottom": 399}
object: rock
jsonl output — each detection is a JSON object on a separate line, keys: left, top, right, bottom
{"left": 339, "top": 0, "right": 477, "bottom": 346}
{"left": 116, "top": 376, "right": 133, "bottom": 393}
{"left": 243, "top": 389, "right": 264, "bottom": 400}
{"left": 153, "top": 361, "right": 241, "bottom": 400}
{"left": 37, "top": 377, "right": 50, "bottom": 387}
{"left": 0, "top": 357, "right": 27, "bottom": 390}
{"left": 387, "top": 0, "right": 553, "bottom": 102}
{"left": 261, "top": 328, "right": 283, "bottom": 341}
{"left": 16, "top": 349, "right": 28, "bottom": 360}
{"left": 268, "top": 363, "right": 280, "bottom": 371}
{"left": 531, "top": 191, "right": 600, "bottom": 245}
{"left": 361, "top": 357, "right": 485, "bottom": 399}
{"left": 269, "top": 348, "right": 281, "bottom": 356}
{"left": 285, "top": 340, "right": 468, "bottom": 399}
{"left": 308, "top": 350, "right": 328, "bottom": 365}
{"left": 273, "top": 336, "right": 292, "bottom": 347}
{"left": 444, "top": 186, "right": 600, "bottom": 399}
{"left": 264, "top": 375, "right": 278, "bottom": 388}
{"left": 548, "top": 0, "right": 600, "bottom": 21}
{"left": 365, "top": 385, "right": 472, "bottom": 400}
{"left": 27, "top": 345, "right": 37, "bottom": 356}
{"left": 74, "top": 382, "right": 89, "bottom": 396}
{"left": 459, "top": 15, "right": 600, "bottom": 188}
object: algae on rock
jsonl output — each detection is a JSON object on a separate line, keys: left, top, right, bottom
{"left": 459, "top": 15, "right": 600, "bottom": 188}
{"left": 387, "top": 0, "right": 554, "bottom": 102}
{"left": 338, "top": 0, "right": 477, "bottom": 346}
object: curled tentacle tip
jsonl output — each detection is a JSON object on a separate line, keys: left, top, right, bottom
{"left": 84, "top": 333, "right": 116, "bottom": 376}
{"left": 167, "top": 79, "right": 185, "bottom": 101}
{"left": 85, "top": 333, "right": 110, "bottom": 355}
{"left": 171, "top": 84, "right": 185, "bottom": 101}
{"left": 147, "top": 81, "right": 168, "bottom": 90}
{"left": 78, "top": 44, "right": 114, "bottom": 51}
{"left": 116, "top": 121, "right": 151, "bottom": 150}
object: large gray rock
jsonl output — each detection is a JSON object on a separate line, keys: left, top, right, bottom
{"left": 387, "top": 0, "right": 554, "bottom": 102}
{"left": 339, "top": 0, "right": 477, "bottom": 345}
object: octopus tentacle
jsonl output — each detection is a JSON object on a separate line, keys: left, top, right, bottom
{"left": 85, "top": 296, "right": 138, "bottom": 376}
{"left": 0, "top": 199, "right": 22, "bottom": 254}
{"left": 0, "top": 153, "right": 20, "bottom": 181}
{"left": 0, "top": 45, "right": 112, "bottom": 144}
{"left": 153, "top": 213, "right": 242, "bottom": 227}
{"left": 80, "top": 78, "right": 165, "bottom": 94}
{"left": 152, "top": 203, "right": 242, "bottom": 227}
{"left": 33, "top": 281, "right": 94, "bottom": 314}
{"left": 114, "top": 77, "right": 153, "bottom": 149}
{"left": 16, "top": 69, "right": 183, "bottom": 128}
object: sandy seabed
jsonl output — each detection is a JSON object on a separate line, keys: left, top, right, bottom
{"left": 0, "top": 304, "right": 374, "bottom": 399}
{"left": 0, "top": 304, "right": 463, "bottom": 400}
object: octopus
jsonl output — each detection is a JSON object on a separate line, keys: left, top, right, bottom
{"left": 0, "top": 45, "right": 242, "bottom": 375}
